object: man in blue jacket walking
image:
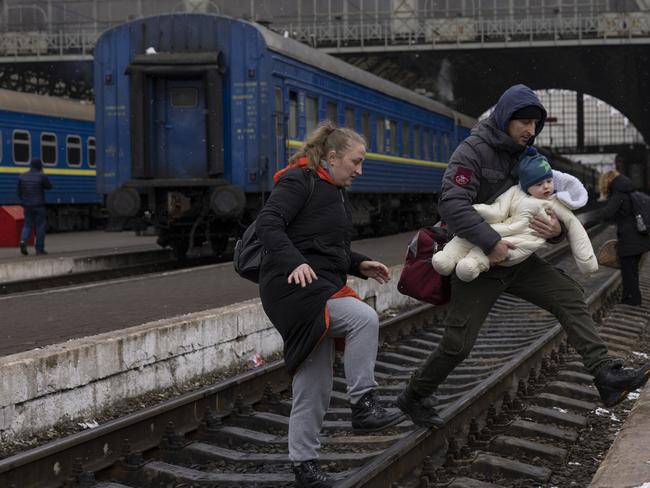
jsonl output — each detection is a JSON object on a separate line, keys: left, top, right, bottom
{"left": 17, "top": 159, "right": 52, "bottom": 255}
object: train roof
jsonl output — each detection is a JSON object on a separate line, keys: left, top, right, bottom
{"left": 98, "top": 14, "right": 475, "bottom": 130}
{"left": 253, "top": 21, "right": 477, "bottom": 129}
{"left": 0, "top": 89, "right": 94, "bottom": 122}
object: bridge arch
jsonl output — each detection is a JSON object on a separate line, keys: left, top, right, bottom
{"left": 339, "top": 44, "right": 650, "bottom": 148}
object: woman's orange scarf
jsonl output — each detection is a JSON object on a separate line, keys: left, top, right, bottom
{"left": 273, "top": 156, "right": 336, "bottom": 185}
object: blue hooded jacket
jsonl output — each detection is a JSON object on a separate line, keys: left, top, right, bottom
{"left": 438, "top": 84, "right": 548, "bottom": 253}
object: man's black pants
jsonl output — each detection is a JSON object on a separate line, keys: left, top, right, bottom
{"left": 409, "top": 254, "right": 610, "bottom": 397}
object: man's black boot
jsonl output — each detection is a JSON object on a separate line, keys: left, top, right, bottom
{"left": 593, "top": 360, "right": 650, "bottom": 407}
{"left": 351, "top": 390, "right": 404, "bottom": 433}
{"left": 292, "top": 460, "right": 333, "bottom": 488}
{"left": 19, "top": 242, "right": 27, "bottom": 255}
{"left": 396, "top": 387, "right": 444, "bottom": 428}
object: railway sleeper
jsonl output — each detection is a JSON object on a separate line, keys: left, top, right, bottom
{"left": 405, "top": 292, "right": 649, "bottom": 488}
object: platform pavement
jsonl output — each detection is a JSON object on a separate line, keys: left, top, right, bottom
{"left": 0, "top": 230, "right": 162, "bottom": 283}
{"left": 0, "top": 230, "right": 158, "bottom": 261}
{"left": 589, "top": 381, "right": 650, "bottom": 488}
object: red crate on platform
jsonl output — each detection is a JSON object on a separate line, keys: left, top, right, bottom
{"left": 0, "top": 206, "right": 34, "bottom": 247}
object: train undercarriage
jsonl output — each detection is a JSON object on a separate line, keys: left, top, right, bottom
{"left": 107, "top": 183, "right": 439, "bottom": 258}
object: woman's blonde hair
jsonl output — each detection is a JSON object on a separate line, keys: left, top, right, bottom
{"left": 289, "top": 120, "right": 366, "bottom": 170}
{"left": 599, "top": 170, "right": 620, "bottom": 195}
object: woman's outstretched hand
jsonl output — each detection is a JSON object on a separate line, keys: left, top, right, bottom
{"left": 360, "top": 260, "right": 390, "bottom": 284}
{"left": 288, "top": 263, "right": 318, "bottom": 287}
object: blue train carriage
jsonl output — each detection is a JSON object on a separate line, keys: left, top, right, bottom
{"left": 94, "top": 13, "right": 475, "bottom": 257}
{"left": 0, "top": 89, "right": 100, "bottom": 231}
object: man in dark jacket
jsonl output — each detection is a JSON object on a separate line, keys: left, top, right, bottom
{"left": 17, "top": 159, "right": 52, "bottom": 255}
{"left": 397, "top": 84, "right": 650, "bottom": 426}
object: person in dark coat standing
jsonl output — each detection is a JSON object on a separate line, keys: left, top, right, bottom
{"left": 256, "top": 122, "right": 403, "bottom": 488}
{"left": 599, "top": 170, "right": 650, "bottom": 305}
{"left": 396, "top": 84, "right": 650, "bottom": 428}
{"left": 17, "top": 158, "right": 52, "bottom": 255}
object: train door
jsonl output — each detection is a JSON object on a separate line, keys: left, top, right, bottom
{"left": 153, "top": 78, "right": 207, "bottom": 178}
{"left": 273, "top": 82, "right": 286, "bottom": 175}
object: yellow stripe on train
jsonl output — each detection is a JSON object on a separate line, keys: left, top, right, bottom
{"left": 287, "top": 139, "right": 448, "bottom": 169}
{"left": 0, "top": 167, "right": 96, "bottom": 176}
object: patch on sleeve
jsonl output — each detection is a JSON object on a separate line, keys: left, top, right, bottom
{"left": 453, "top": 167, "right": 473, "bottom": 187}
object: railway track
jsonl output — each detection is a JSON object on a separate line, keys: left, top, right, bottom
{"left": 2, "top": 224, "right": 647, "bottom": 488}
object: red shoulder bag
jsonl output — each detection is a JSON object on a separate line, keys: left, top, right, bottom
{"left": 397, "top": 227, "right": 450, "bottom": 306}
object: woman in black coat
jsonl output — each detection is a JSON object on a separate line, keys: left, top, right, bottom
{"left": 599, "top": 170, "right": 650, "bottom": 305}
{"left": 256, "top": 122, "right": 403, "bottom": 487}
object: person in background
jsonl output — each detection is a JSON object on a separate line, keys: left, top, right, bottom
{"left": 599, "top": 170, "right": 650, "bottom": 305}
{"left": 255, "top": 121, "right": 403, "bottom": 488}
{"left": 17, "top": 158, "right": 52, "bottom": 255}
{"left": 396, "top": 84, "right": 650, "bottom": 428}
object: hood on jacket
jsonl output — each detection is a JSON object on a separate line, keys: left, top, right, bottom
{"left": 492, "top": 84, "right": 548, "bottom": 139}
{"left": 470, "top": 115, "right": 524, "bottom": 156}
{"left": 610, "top": 174, "right": 635, "bottom": 194}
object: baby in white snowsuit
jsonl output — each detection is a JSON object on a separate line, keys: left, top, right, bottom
{"left": 432, "top": 152, "right": 598, "bottom": 282}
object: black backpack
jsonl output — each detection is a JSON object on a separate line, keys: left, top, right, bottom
{"left": 630, "top": 191, "right": 650, "bottom": 235}
{"left": 233, "top": 171, "right": 315, "bottom": 283}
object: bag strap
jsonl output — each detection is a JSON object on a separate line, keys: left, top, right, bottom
{"left": 304, "top": 169, "right": 316, "bottom": 204}
{"left": 485, "top": 176, "right": 517, "bottom": 205}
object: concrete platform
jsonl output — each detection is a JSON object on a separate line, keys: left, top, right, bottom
{"left": 0, "top": 232, "right": 414, "bottom": 357}
{"left": 0, "top": 230, "right": 166, "bottom": 283}
{"left": 589, "top": 382, "right": 650, "bottom": 488}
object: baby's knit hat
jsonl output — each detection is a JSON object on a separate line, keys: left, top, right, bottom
{"left": 518, "top": 148, "right": 553, "bottom": 193}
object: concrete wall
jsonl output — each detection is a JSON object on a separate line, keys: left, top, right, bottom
{"left": 0, "top": 266, "right": 415, "bottom": 440}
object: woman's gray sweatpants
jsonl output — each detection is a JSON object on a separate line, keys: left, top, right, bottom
{"left": 288, "top": 296, "right": 380, "bottom": 462}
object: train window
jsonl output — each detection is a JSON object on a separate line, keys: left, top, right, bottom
{"left": 345, "top": 108, "right": 354, "bottom": 129}
{"left": 288, "top": 92, "right": 298, "bottom": 139}
{"left": 413, "top": 127, "right": 420, "bottom": 158}
{"left": 389, "top": 120, "right": 397, "bottom": 155}
{"left": 376, "top": 116, "right": 385, "bottom": 152}
{"left": 306, "top": 96, "right": 318, "bottom": 135}
{"left": 170, "top": 88, "right": 198, "bottom": 108}
{"left": 66, "top": 135, "right": 82, "bottom": 167}
{"left": 88, "top": 137, "right": 96, "bottom": 167}
{"left": 13, "top": 130, "right": 30, "bottom": 164}
{"left": 401, "top": 123, "right": 409, "bottom": 157}
{"left": 327, "top": 102, "right": 337, "bottom": 123}
{"left": 40, "top": 133, "right": 57, "bottom": 165}
{"left": 274, "top": 87, "right": 282, "bottom": 113}
{"left": 423, "top": 129, "right": 431, "bottom": 160}
{"left": 442, "top": 134, "right": 451, "bottom": 160}
{"left": 361, "top": 113, "right": 370, "bottom": 145}
{"left": 432, "top": 131, "right": 439, "bottom": 160}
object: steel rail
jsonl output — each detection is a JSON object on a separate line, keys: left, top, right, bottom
{"left": 0, "top": 301, "right": 434, "bottom": 487}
